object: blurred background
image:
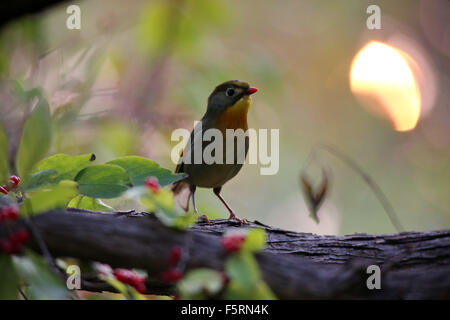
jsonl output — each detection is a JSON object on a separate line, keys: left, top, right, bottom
{"left": 0, "top": 0, "right": 448, "bottom": 235}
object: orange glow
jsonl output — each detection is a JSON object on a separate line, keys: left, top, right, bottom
{"left": 350, "top": 41, "right": 421, "bottom": 132}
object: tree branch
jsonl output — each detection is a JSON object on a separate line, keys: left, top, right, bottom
{"left": 2, "top": 209, "right": 449, "bottom": 299}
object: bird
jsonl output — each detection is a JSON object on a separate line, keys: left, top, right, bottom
{"left": 172, "top": 80, "right": 258, "bottom": 223}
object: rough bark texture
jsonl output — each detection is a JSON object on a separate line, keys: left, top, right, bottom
{"left": 2, "top": 208, "right": 449, "bottom": 299}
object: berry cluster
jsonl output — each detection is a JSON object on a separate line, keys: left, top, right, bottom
{"left": 0, "top": 175, "right": 21, "bottom": 195}
{"left": 0, "top": 229, "right": 29, "bottom": 255}
{"left": 0, "top": 204, "right": 19, "bottom": 222}
{"left": 221, "top": 234, "right": 246, "bottom": 253}
{"left": 159, "top": 268, "right": 183, "bottom": 283}
{"left": 0, "top": 204, "right": 28, "bottom": 255}
{"left": 113, "top": 268, "right": 147, "bottom": 294}
{"left": 159, "top": 246, "right": 184, "bottom": 283}
{"left": 145, "top": 177, "right": 160, "bottom": 194}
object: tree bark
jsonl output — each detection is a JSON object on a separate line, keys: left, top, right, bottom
{"left": 2, "top": 208, "right": 449, "bottom": 299}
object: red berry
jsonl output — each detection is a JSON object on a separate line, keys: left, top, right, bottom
{"left": 0, "top": 239, "right": 21, "bottom": 255}
{"left": 113, "top": 268, "right": 147, "bottom": 293}
{"left": 113, "top": 268, "right": 134, "bottom": 284}
{"left": 0, "top": 186, "right": 8, "bottom": 195}
{"left": 0, "top": 211, "right": 6, "bottom": 222}
{"left": 159, "top": 268, "right": 183, "bottom": 283}
{"left": 8, "top": 176, "right": 20, "bottom": 188}
{"left": 221, "top": 234, "right": 246, "bottom": 253}
{"left": 4, "top": 206, "right": 19, "bottom": 221}
{"left": 145, "top": 177, "right": 160, "bottom": 194}
{"left": 9, "top": 229, "right": 29, "bottom": 244}
{"left": 134, "top": 281, "right": 146, "bottom": 294}
{"left": 168, "top": 246, "right": 182, "bottom": 266}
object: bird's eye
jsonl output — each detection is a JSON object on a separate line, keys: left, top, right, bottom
{"left": 225, "top": 88, "right": 235, "bottom": 96}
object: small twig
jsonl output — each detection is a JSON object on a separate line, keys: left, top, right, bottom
{"left": 24, "top": 202, "right": 65, "bottom": 278}
{"left": 17, "top": 286, "right": 28, "bottom": 300}
{"left": 24, "top": 219, "right": 63, "bottom": 275}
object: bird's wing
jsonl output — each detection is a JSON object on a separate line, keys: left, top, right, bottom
{"left": 172, "top": 121, "right": 204, "bottom": 211}
{"left": 177, "top": 120, "right": 205, "bottom": 170}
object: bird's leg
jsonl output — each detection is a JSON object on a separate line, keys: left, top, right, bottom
{"left": 190, "top": 185, "right": 210, "bottom": 224}
{"left": 213, "top": 187, "right": 248, "bottom": 224}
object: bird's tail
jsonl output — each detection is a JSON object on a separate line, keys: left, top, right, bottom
{"left": 171, "top": 181, "right": 191, "bottom": 212}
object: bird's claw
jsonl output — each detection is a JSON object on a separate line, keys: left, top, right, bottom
{"left": 227, "top": 212, "right": 249, "bottom": 225}
{"left": 198, "top": 214, "right": 210, "bottom": 224}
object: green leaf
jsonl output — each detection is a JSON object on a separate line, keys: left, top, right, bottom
{"left": 32, "top": 153, "right": 96, "bottom": 183}
{"left": 225, "top": 252, "right": 261, "bottom": 290}
{"left": 16, "top": 98, "right": 52, "bottom": 178}
{"left": 75, "top": 164, "right": 129, "bottom": 199}
{"left": 224, "top": 252, "right": 276, "bottom": 300}
{"left": 20, "top": 181, "right": 79, "bottom": 216}
{"left": 139, "top": 188, "right": 197, "bottom": 229}
{"left": 177, "top": 269, "right": 224, "bottom": 299}
{"left": 106, "top": 156, "right": 186, "bottom": 187}
{"left": 0, "top": 255, "right": 20, "bottom": 299}
{"left": 21, "top": 169, "right": 58, "bottom": 192}
{"left": 171, "top": 212, "right": 198, "bottom": 230}
{"left": 253, "top": 281, "right": 277, "bottom": 300}
{"left": 85, "top": 293, "right": 118, "bottom": 300}
{"left": 0, "top": 122, "right": 9, "bottom": 183}
{"left": 242, "top": 228, "right": 267, "bottom": 253}
{"left": 68, "top": 195, "right": 114, "bottom": 212}
{"left": 12, "top": 250, "right": 71, "bottom": 300}
{"left": 225, "top": 277, "right": 276, "bottom": 300}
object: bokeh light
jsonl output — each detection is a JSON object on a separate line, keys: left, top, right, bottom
{"left": 350, "top": 41, "right": 421, "bottom": 132}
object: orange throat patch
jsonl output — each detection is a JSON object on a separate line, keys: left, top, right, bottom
{"left": 215, "top": 95, "right": 251, "bottom": 132}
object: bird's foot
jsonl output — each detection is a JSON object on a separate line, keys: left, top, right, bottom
{"left": 227, "top": 212, "right": 249, "bottom": 225}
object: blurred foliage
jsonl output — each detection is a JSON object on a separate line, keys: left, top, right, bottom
{"left": 12, "top": 250, "right": 71, "bottom": 299}
{"left": 177, "top": 268, "right": 224, "bottom": 299}
{"left": 177, "top": 228, "right": 276, "bottom": 300}
{"left": 67, "top": 195, "right": 114, "bottom": 211}
{"left": 223, "top": 228, "right": 275, "bottom": 300}
{"left": 0, "top": 123, "right": 9, "bottom": 183}
{"left": 97, "top": 121, "right": 140, "bottom": 157}
{"left": 138, "top": 186, "right": 198, "bottom": 229}
{"left": 20, "top": 180, "right": 79, "bottom": 216}
{"left": 16, "top": 98, "right": 52, "bottom": 178}
{"left": 137, "top": 0, "right": 231, "bottom": 58}
{"left": 0, "top": 254, "right": 19, "bottom": 299}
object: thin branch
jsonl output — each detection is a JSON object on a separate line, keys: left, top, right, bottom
{"left": 17, "top": 286, "right": 28, "bottom": 300}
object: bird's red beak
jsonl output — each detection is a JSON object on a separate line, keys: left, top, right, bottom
{"left": 247, "top": 87, "right": 258, "bottom": 95}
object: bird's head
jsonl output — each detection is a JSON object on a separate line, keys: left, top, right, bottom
{"left": 205, "top": 80, "right": 258, "bottom": 121}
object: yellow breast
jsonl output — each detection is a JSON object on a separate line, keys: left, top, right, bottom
{"left": 215, "top": 95, "right": 251, "bottom": 132}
